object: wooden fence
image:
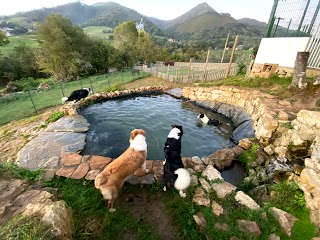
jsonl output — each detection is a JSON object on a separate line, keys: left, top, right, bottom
{"left": 136, "top": 63, "right": 238, "bottom": 83}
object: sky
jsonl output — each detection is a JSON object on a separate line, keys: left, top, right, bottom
{"left": 0, "top": 0, "right": 274, "bottom": 23}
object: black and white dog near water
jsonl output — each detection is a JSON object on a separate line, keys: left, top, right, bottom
{"left": 197, "top": 113, "right": 221, "bottom": 126}
{"left": 163, "top": 124, "right": 191, "bottom": 198}
{"left": 61, "top": 88, "right": 91, "bottom": 104}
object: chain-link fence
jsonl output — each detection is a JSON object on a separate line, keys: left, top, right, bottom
{"left": 266, "top": 0, "right": 320, "bottom": 37}
{"left": 0, "top": 69, "right": 150, "bottom": 126}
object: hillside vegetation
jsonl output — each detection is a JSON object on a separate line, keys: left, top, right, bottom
{"left": 1, "top": 2, "right": 266, "bottom": 48}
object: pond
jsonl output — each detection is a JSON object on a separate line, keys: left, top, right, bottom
{"left": 79, "top": 94, "right": 236, "bottom": 160}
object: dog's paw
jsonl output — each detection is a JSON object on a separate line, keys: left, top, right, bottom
{"left": 179, "top": 190, "right": 187, "bottom": 198}
{"left": 109, "top": 208, "right": 116, "bottom": 213}
{"left": 163, "top": 186, "right": 167, "bottom": 192}
{"left": 144, "top": 169, "right": 150, "bottom": 174}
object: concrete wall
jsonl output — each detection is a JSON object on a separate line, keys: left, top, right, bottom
{"left": 255, "top": 37, "right": 310, "bottom": 68}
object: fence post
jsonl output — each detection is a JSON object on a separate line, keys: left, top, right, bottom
{"left": 187, "top": 58, "right": 192, "bottom": 82}
{"left": 107, "top": 73, "right": 111, "bottom": 88}
{"left": 175, "top": 63, "right": 178, "bottom": 83}
{"left": 121, "top": 69, "right": 124, "bottom": 85}
{"left": 221, "top": 32, "right": 230, "bottom": 63}
{"left": 89, "top": 77, "right": 94, "bottom": 93}
{"left": 226, "top": 35, "right": 238, "bottom": 78}
{"left": 59, "top": 82, "right": 65, "bottom": 97}
{"left": 28, "top": 90, "right": 37, "bottom": 113}
{"left": 204, "top": 48, "right": 210, "bottom": 82}
{"left": 78, "top": 76, "right": 83, "bottom": 88}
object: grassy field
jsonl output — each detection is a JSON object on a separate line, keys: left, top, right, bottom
{"left": 83, "top": 26, "right": 113, "bottom": 41}
{"left": 0, "top": 26, "right": 114, "bottom": 57}
{"left": 0, "top": 70, "right": 150, "bottom": 126}
{"left": 0, "top": 35, "right": 39, "bottom": 56}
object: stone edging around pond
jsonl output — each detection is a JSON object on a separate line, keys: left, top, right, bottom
{"left": 182, "top": 86, "right": 320, "bottom": 231}
{"left": 59, "top": 86, "right": 256, "bottom": 171}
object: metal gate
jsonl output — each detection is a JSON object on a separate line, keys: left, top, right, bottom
{"left": 305, "top": 23, "right": 320, "bottom": 68}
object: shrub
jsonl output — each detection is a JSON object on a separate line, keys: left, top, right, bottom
{"left": 8, "top": 77, "right": 38, "bottom": 91}
{"left": 237, "top": 61, "right": 246, "bottom": 75}
{"left": 40, "top": 111, "right": 64, "bottom": 128}
{"left": 237, "top": 142, "right": 259, "bottom": 169}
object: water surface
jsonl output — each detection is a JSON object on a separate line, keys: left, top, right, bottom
{"left": 79, "top": 94, "right": 235, "bottom": 160}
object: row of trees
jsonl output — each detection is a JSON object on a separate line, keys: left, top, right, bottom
{"left": 0, "top": 14, "right": 256, "bottom": 86}
{"left": 0, "top": 14, "right": 166, "bottom": 86}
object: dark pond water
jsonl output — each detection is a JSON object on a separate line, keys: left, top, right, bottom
{"left": 79, "top": 94, "right": 236, "bottom": 160}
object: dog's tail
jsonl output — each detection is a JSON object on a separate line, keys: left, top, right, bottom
{"left": 61, "top": 97, "right": 68, "bottom": 104}
{"left": 95, "top": 173, "right": 108, "bottom": 189}
{"left": 174, "top": 168, "right": 191, "bottom": 191}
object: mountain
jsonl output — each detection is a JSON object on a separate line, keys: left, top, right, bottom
{"left": 2, "top": 2, "right": 164, "bottom": 36}
{"left": 2, "top": 1, "right": 266, "bottom": 48}
{"left": 146, "top": 2, "right": 263, "bottom": 48}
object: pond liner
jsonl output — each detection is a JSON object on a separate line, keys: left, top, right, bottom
{"left": 194, "top": 100, "right": 255, "bottom": 144}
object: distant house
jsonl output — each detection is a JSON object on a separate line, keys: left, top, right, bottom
{"left": 236, "top": 45, "right": 244, "bottom": 50}
{"left": 168, "top": 38, "right": 175, "bottom": 42}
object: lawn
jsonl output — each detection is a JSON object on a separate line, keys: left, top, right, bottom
{"left": 83, "top": 26, "right": 113, "bottom": 41}
{"left": 0, "top": 35, "right": 39, "bottom": 56}
{"left": 0, "top": 70, "right": 150, "bottom": 126}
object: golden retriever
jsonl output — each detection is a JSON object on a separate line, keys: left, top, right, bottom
{"left": 94, "top": 129, "right": 149, "bottom": 212}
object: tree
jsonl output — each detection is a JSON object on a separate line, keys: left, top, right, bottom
{"left": 113, "top": 21, "right": 138, "bottom": 67}
{"left": 288, "top": 52, "right": 309, "bottom": 89}
{"left": 0, "top": 31, "right": 9, "bottom": 56}
{"left": 86, "top": 39, "right": 119, "bottom": 73}
{"left": 37, "top": 14, "right": 90, "bottom": 81}
{"left": 9, "top": 44, "right": 40, "bottom": 79}
{"left": 135, "top": 31, "right": 159, "bottom": 64}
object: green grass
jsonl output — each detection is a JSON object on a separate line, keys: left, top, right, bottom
{"left": 0, "top": 70, "right": 150, "bottom": 126}
{"left": 0, "top": 160, "right": 317, "bottom": 239}
{"left": 0, "top": 162, "right": 44, "bottom": 183}
{"left": 198, "top": 74, "right": 320, "bottom": 100}
{"left": 0, "top": 35, "right": 39, "bottom": 56}
{"left": 83, "top": 26, "right": 113, "bottom": 41}
{"left": 0, "top": 215, "right": 56, "bottom": 240}
{"left": 238, "top": 142, "right": 259, "bottom": 170}
{"left": 45, "top": 177, "right": 161, "bottom": 240}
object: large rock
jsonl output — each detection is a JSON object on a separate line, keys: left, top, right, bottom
{"left": 204, "top": 149, "right": 235, "bottom": 171}
{"left": 0, "top": 179, "right": 74, "bottom": 239}
{"left": 299, "top": 168, "right": 320, "bottom": 230}
{"left": 16, "top": 132, "right": 86, "bottom": 170}
{"left": 211, "top": 181, "right": 236, "bottom": 199}
{"left": 192, "top": 188, "right": 210, "bottom": 207}
{"left": 45, "top": 114, "right": 90, "bottom": 133}
{"left": 23, "top": 201, "right": 74, "bottom": 240}
{"left": 237, "top": 219, "right": 261, "bottom": 237}
{"left": 201, "top": 165, "right": 223, "bottom": 181}
{"left": 235, "top": 191, "right": 261, "bottom": 210}
{"left": 269, "top": 207, "right": 297, "bottom": 237}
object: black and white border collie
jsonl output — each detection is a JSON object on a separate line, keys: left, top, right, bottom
{"left": 163, "top": 124, "right": 191, "bottom": 198}
{"left": 197, "top": 113, "right": 221, "bottom": 126}
{"left": 62, "top": 88, "right": 91, "bottom": 104}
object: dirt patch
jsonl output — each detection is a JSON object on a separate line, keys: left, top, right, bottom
{"left": 124, "top": 77, "right": 188, "bottom": 89}
{"left": 117, "top": 189, "right": 179, "bottom": 240}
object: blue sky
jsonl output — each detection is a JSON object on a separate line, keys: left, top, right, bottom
{"left": 0, "top": 0, "right": 274, "bottom": 22}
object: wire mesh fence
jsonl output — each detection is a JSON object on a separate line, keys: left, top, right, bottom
{"left": 266, "top": 0, "right": 320, "bottom": 37}
{"left": 0, "top": 69, "right": 150, "bottom": 126}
